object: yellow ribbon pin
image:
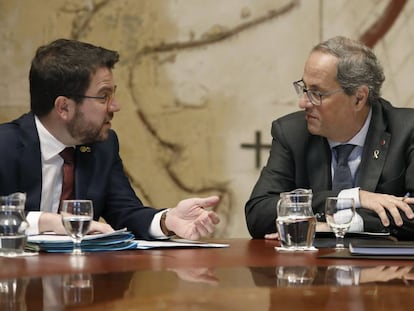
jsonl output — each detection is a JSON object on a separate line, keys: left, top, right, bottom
{"left": 79, "top": 146, "right": 91, "bottom": 153}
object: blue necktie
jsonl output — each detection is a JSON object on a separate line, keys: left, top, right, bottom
{"left": 332, "top": 144, "right": 355, "bottom": 191}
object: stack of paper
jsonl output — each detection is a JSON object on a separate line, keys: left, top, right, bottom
{"left": 135, "top": 239, "right": 230, "bottom": 249}
{"left": 27, "top": 229, "right": 137, "bottom": 253}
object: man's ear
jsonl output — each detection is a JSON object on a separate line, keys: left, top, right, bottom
{"left": 54, "top": 96, "right": 71, "bottom": 120}
{"left": 355, "top": 85, "right": 369, "bottom": 106}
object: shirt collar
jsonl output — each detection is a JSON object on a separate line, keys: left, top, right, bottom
{"left": 35, "top": 115, "right": 69, "bottom": 161}
{"left": 328, "top": 108, "right": 372, "bottom": 148}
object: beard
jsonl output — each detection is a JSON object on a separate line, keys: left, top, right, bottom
{"left": 67, "top": 108, "right": 112, "bottom": 144}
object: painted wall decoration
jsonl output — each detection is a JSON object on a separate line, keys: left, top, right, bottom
{"left": 1, "top": 0, "right": 413, "bottom": 237}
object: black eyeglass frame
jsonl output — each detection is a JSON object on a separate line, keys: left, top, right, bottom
{"left": 65, "top": 85, "right": 117, "bottom": 106}
{"left": 293, "top": 79, "right": 342, "bottom": 106}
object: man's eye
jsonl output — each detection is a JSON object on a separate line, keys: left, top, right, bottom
{"left": 100, "top": 94, "right": 110, "bottom": 101}
{"left": 310, "top": 90, "right": 321, "bottom": 97}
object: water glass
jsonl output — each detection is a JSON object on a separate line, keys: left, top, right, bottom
{"left": 325, "top": 197, "right": 355, "bottom": 249}
{"left": 61, "top": 200, "right": 93, "bottom": 255}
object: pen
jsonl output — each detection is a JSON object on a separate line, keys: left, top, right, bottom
{"left": 403, "top": 192, "right": 411, "bottom": 202}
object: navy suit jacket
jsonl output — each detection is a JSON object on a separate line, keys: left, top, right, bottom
{"left": 246, "top": 98, "right": 414, "bottom": 239}
{"left": 0, "top": 112, "right": 158, "bottom": 239}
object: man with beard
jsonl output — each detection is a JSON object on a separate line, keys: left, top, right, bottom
{"left": 0, "top": 39, "right": 220, "bottom": 240}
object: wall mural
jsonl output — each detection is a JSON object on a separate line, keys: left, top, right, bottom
{"left": 1, "top": 0, "right": 413, "bottom": 237}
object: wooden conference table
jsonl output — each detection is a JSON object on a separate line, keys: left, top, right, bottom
{"left": 1, "top": 238, "right": 414, "bottom": 310}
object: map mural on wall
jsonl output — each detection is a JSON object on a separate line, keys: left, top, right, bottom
{"left": 1, "top": 0, "right": 413, "bottom": 237}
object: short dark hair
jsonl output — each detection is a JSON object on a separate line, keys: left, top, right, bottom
{"left": 29, "top": 38, "right": 119, "bottom": 116}
{"left": 312, "top": 36, "right": 385, "bottom": 103}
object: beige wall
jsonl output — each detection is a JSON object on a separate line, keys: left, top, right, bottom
{"left": 1, "top": 0, "right": 414, "bottom": 237}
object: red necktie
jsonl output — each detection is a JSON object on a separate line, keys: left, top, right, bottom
{"left": 59, "top": 147, "right": 75, "bottom": 208}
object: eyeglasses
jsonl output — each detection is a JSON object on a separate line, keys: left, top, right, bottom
{"left": 293, "top": 79, "right": 342, "bottom": 106}
{"left": 66, "top": 85, "right": 117, "bottom": 106}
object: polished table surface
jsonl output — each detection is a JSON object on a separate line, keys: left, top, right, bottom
{"left": 1, "top": 238, "right": 414, "bottom": 310}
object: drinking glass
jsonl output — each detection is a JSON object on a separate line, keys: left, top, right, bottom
{"left": 61, "top": 200, "right": 93, "bottom": 255}
{"left": 324, "top": 197, "right": 355, "bottom": 249}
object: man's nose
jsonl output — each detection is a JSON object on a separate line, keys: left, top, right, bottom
{"left": 108, "top": 98, "right": 120, "bottom": 112}
{"left": 298, "top": 93, "right": 313, "bottom": 109}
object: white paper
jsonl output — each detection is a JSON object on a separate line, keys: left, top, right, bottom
{"left": 135, "top": 239, "right": 230, "bottom": 249}
{"left": 275, "top": 246, "right": 318, "bottom": 252}
{"left": 28, "top": 232, "right": 229, "bottom": 250}
{"left": 28, "top": 228, "right": 128, "bottom": 243}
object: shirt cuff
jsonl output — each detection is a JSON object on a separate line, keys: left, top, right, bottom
{"left": 26, "top": 211, "right": 42, "bottom": 235}
{"left": 338, "top": 187, "right": 361, "bottom": 207}
{"left": 149, "top": 209, "right": 169, "bottom": 239}
{"left": 338, "top": 188, "right": 364, "bottom": 232}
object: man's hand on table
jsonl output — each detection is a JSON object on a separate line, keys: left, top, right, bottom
{"left": 359, "top": 190, "right": 414, "bottom": 227}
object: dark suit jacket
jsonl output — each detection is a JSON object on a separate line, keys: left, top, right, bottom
{"left": 0, "top": 112, "right": 158, "bottom": 239}
{"left": 245, "top": 98, "right": 414, "bottom": 239}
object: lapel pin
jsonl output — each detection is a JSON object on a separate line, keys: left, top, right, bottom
{"left": 373, "top": 149, "right": 379, "bottom": 159}
{"left": 79, "top": 146, "right": 91, "bottom": 153}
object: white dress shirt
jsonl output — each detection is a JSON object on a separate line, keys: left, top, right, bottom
{"left": 26, "top": 117, "right": 67, "bottom": 234}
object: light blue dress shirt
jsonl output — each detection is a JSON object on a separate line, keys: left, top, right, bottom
{"left": 327, "top": 109, "right": 372, "bottom": 231}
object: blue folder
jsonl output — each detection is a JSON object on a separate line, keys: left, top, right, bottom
{"left": 27, "top": 230, "right": 137, "bottom": 253}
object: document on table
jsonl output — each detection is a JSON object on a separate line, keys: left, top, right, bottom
{"left": 28, "top": 228, "right": 129, "bottom": 243}
{"left": 349, "top": 240, "right": 414, "bottom": 256}
{"left": 27, "top": 229, "right": 137, "bottom": 252}
{"left": 27, "top": 230, "right": 229, "bottom": 251}
{"left": 135, "top": 239, "right": 230, "bottom": 249}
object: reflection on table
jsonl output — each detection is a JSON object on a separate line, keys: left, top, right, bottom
{"left": 1, "top": 265, "right": 413, "bottom": 310}
{"left": 0, "top": 272, "right": 132, "bottom": 310}
{"left": 2, "top": 239, "right": 414, "bottom": 310}
{"left": 250, "top": 265, "right": 414, "bottom": 287}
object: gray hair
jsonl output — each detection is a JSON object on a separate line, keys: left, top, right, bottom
{"left": 312, "top": 36, "right": 385, "bottom": 103}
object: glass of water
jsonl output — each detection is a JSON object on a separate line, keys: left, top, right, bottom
{"left": 325, "top": 197, "right": 355, "bottom": 249}
{"left": 61, "top": 200, "right": 93, "bottom": 255}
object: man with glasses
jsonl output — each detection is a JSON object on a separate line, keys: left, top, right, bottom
{"left": 245, "top": 36, "right": 414, "bottom": 240}
{"left": 0, "top": 38, "right": 220, "bottom": 240}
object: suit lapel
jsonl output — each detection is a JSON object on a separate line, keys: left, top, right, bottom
{"left": 357, "top": 105, "right": 389, "bottom": 191}
{"left": 18, "top": 114, "right": 42, "bottom": 211}
{"left": 307, "top": 135, "right": 332, "bottom": 191}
